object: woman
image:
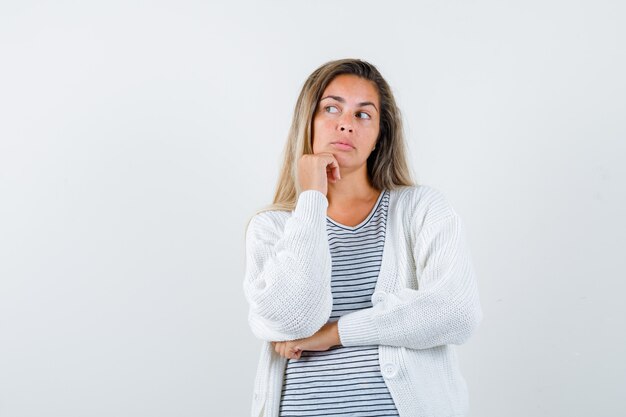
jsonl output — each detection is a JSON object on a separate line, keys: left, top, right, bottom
{"left": 243, "top": 58, "right": 483, "bottom": 417}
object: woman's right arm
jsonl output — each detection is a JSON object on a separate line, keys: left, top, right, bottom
{"left": 243, "top": 190, "right": 333, "bottom": 342}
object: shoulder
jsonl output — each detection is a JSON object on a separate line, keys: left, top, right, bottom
{"left": 392, "top": 184, "right": 454, "bottom": 213}
{"left": 391, "top": 184, "right": 458, "bottom": 231}
{"left": 245, "top": 208, "right": 291, "bottom": 239}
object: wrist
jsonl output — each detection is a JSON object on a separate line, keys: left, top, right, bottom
{"left": 332, "top": 321, "right": 341, "bottom": 347}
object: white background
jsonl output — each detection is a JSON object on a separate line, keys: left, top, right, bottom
{"left": 1, "top": 1, "right": 624, "bottom": 416}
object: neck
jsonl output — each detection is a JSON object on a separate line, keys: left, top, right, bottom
{"left": 326, "top": 167, "right": 379, "bottom": 206}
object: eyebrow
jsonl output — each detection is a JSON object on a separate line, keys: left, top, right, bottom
{"left": 320, "top": 95, "right": 378, "bottom": 112}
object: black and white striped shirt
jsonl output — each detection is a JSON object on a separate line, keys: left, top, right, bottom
{"left": 278, "top": 189, "right": 399, "bottom": 417}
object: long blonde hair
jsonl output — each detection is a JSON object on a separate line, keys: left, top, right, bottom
{"left": 254, "top": 58, "right": 416, "bottom": 218}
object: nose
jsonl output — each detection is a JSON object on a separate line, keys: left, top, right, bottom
{"left": 338, "top": 114, "right": 354, "bottom": 133}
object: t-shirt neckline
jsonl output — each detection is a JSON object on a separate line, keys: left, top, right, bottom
{"left": 326, "top": 190, "right": 386, "bottom": 230}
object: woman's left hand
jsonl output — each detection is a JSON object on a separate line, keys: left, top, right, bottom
{"left": 271, "top": 321, "right": 341, "bottom": 360}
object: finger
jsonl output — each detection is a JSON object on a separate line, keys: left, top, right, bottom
{"left": 326, "top": 167, "right": 337, "bottom": 183}
{"left": 324, "top": 161, "right": 340, "bottom": 181}
{"left": 295, "top": 346, "right": 303, "bottom": 360}
{"left": 325, "top": 157, "right": 340, "bottom": 181}
{"left": 332, "top": 161, "right": 341, "bottom": 181}
{"left": 288, "top": 346, "right": 297, "bottom": 359}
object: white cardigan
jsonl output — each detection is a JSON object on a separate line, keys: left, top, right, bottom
{"left": 243, "top": 185, "right": 483, "bottom": 417}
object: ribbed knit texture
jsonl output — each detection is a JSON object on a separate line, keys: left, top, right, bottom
{"left": 243, "top": 185, "right": 483, "bottom": 417}
{"left": 244, "top": 190, "right": 333, "bottom": 342}
{"left": 278, "top": 190, "right": 399, "bottom": 417}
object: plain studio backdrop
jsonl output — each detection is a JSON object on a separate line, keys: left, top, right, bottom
{"left": 1, "top": 1, "right": 624, "bottom": 416}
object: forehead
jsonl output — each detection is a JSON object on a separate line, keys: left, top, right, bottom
{"left": 321, "top": 74, "right": 379, "bottom": 104}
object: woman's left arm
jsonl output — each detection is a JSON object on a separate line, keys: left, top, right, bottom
{"left": 337, "top": 212, "right": 483, "bottom": 350}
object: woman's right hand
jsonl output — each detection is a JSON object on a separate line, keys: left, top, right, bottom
{"left": 297, "top": 153, "right": 341, "bottom": 196}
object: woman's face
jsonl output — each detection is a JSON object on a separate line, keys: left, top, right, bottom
{"left": 311, "top": 74, "right": 380, "bottom": 171}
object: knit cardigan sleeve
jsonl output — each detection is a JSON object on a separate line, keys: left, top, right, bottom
{"left": 337, "top": 191, "right": 483, "bottom": 350}
{"left": 243, "top": 190, "right": 334, "bottom": 342}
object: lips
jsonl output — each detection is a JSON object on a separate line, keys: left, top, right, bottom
{"left": 331, "top": 141, "right": 354, "bottom": 148}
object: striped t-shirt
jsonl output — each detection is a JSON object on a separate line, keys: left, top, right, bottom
{"left": 278, "top": 189, "right": 399, "bottom": 417}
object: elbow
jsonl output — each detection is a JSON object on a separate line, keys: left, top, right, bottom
{"left": 247, "top": 294, "right": 333, "bottom": 341}
{"left": 452, "top": 302, "right": 483, "bottom": 345}
{"left": 281, "top": 312, "right": 331, "bottom": 341}
{"left": 292, "top": 310, "right": 331, "bottom": 339}
{"left": 288, "top": 296, "right": 334, "bottom": 339}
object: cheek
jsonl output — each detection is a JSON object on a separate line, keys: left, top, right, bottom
{"left": 314, "top": 117, "right": 331, "bottom": 130}
{"left": 312, "top": 119, "right": 329, "bottom": 142}
{"left": 362, "top": 124, "right": 379, "bottom": 141}
{"left": 311, "top": 119, "right": 319, "bottom": 142}
{"left": 369, "top": 123, "right": 381, "bottom": 140}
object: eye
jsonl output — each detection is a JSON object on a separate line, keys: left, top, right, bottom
{"left": 356, "top": 111, "right": 371, "bottom": 119}
{"left": 325, "top": 105, "right": 339, "bottom": 113}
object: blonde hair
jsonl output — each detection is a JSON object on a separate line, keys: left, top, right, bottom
{"left": 252, "top": 58, "right": 416, "bottom": 219}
